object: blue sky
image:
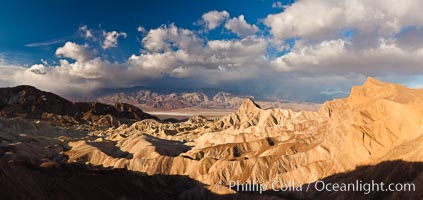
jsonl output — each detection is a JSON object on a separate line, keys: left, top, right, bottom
{"left": 0, "top": 0, "right": 422, "bottom": 102}
{"left": 0, "top": 0, "right": 289, "bottom": 65}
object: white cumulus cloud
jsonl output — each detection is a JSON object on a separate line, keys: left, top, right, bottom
{"left": 55, "top": 42, "right": 97, "bottom": 62}
{"left": 201, "top": 10, "right": 230, "bottom": 30}
{"left": 265, "top": 0, "right": 423, "bottom": 40}
{"left": 79, "top": 25, "right": 94, "bottom": 40}
{"left": 102, "top": 31, "right": 127, "bottom": 49}
{"left": 224, "top": 15, "right": 259, "bottom": 37}
{"left": 1, "top": 5, "right": 423, "bottom": 102}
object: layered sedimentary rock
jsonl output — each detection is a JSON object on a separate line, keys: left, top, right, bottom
{"left": 64, "top": 78, "right": 423, "bottom": 193}
{"left": 0, "top": 78, "right": 422, "bottom": 199}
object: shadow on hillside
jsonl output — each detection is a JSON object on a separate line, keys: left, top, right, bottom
{"left": 262, "top": 160, "right": 423, "bottom": 200}
{"left": 0, "top": 159, "right": 421, "bottom": 200}
{"left": 86, "top": 141, "right": 133, "bottom": 159}
{"left": 144, "top": 134, "right": 192, "bottom": 157}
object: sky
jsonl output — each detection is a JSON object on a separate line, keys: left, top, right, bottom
{"left": 0, "top": 0, "right": 422, "bottom": 102}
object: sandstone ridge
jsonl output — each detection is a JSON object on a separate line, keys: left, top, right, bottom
{"left": 0, "top": 78, "right": 422, "bottom": 199}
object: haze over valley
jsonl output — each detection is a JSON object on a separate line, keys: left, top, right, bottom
{"left": 90, "top": 88, "right": 320, "bottom": 120}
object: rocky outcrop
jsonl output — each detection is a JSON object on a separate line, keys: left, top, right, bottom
{"left": 59, "top": 78, "right": 422, "bottom": 194}
{"left": 0, "top": 85, "right": 159, "bottom": 128}
{"left": 1, "top": 78, "right": 422, "bottom": 199}
{"left": 66, "top": 78, "right": 422, "bottom": 191}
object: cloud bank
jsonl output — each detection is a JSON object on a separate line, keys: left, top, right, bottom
{"left": 1, "top": 1, "right": 423, "bottom": 102}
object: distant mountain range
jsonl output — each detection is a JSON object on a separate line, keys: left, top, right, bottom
{"left": 94, "top": 90, "right": 248, "bottom": 109}
{"left": 92, "top": 89, "right": 320, "bottom": 111}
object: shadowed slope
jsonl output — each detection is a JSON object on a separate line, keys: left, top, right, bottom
{"left": 1, "top": 78, "right": 423, "bottom": 199}
{"left": 0, "top": 85, "right": 159, "bottom": 128}
{"left": 0, "top": 159, "right": 421, "bottom": 200}
{"left": 56, "top": 78, "right": 423, "bottom": 193}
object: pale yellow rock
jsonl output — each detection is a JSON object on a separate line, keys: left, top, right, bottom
{"left": 2, "top": 77, "right": 422, "bottom": 196}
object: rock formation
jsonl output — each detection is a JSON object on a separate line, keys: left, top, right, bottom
{"left": 0, "top": 78, "right": 422, "bottom": 199}
{"left": 0, "top": 85, "right": 159, "bottom": 128}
